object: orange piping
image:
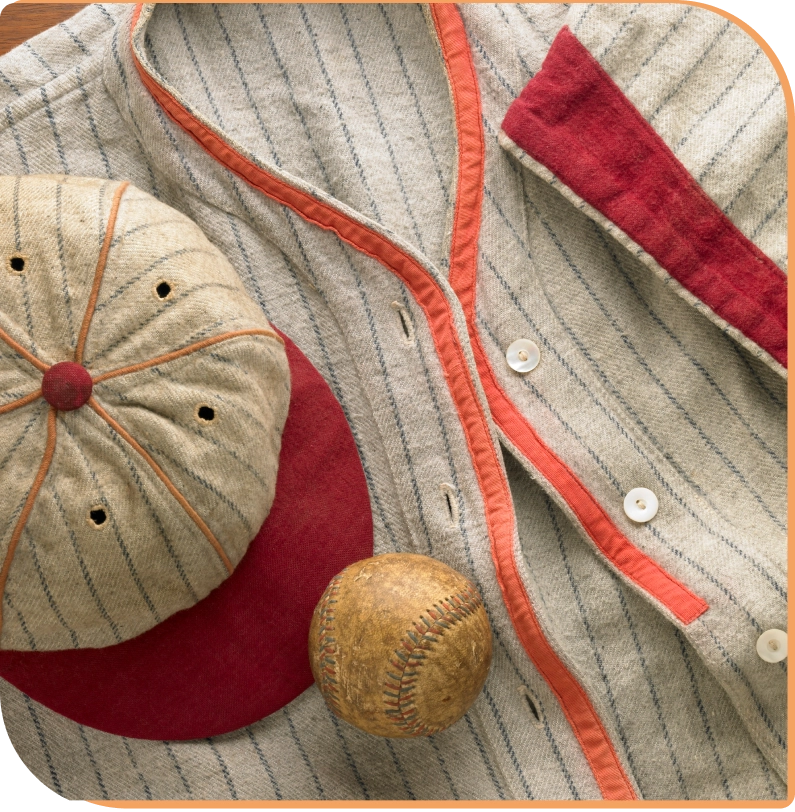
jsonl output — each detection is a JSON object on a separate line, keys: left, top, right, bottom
{"left": 92, "top": 328, "right": 282, "bottom": 384}
{"left": 0, "top": 388, "right": 42, "bottom": 416}
{"left": 0, "top": 325, "right": 48, "bottom": 373}
{"left": 75, "top": 181, "right": 130, "bottom": 365}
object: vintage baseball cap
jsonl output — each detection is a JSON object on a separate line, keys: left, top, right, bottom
{"left": 0, "top": 175, "right": 373, "bottom": 739}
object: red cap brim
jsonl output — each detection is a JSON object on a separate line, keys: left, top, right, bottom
{"left": 0, "top": 329, "right": 373, "bottom": 740}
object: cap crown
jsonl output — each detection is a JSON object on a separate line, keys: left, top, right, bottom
{"left": 0, "top": 176, "right": 290, "bottom": 651}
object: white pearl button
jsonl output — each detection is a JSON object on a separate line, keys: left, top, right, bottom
{"left": 756, "top": 629, "right": 787, "bottom": 663}
{"left": 507, "top": 339, "right": 540, "bottom": 373}
{"left": 623, "top": 487, "right": 658, "bottom": 523}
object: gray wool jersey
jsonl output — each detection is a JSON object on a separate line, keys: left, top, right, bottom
{"left": 0, "top": 3, "right": 787, "bottom": 802}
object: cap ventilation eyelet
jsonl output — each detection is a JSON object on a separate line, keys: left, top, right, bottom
{"left": 154, "top": 280, "right": 173, "bottom": 300}
{"left": 196, "top": 404, "right": 215, "bottom": 423}
{"left": 8, "top": 255, "right": 26, "bottom": 274}
{"left": 88, "top": 506, "right": 108, "bottom": 529}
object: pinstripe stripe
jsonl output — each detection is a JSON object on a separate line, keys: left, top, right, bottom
{"left": 78, "top": 725, "right": 109, "bottom": 800}
{"left": 622, "top": 8, "right": 693, "bottom": 92}
{"left": 3, "top": 592, "right": 37, "bottom": 649}
{"left": 698, "top": 83, "right": 780, "bottom": 183}
{"left": 109, "top": 28, "right": 160, "bottom": 198}
{"left": 648, "top": 21, "right": 732, "bottom": 123}
{"left": 299, "top": 5, "right": 381, "bottom": 222}
{"left": 326, "top": 711, "right": 370, "bottom": 799}
{"left": 731, "top": 343, "right": 785, "bottom": 410}
{"left": 673, "top": 629, "right": 731, "bottom": 799}
{"left": 55, "top": 182, "right": 77, "bottom": 347}
{"left": 750, "top": 192, "right": 787, "bottom": 240}
{"left": 482, "top": 687, "right": 535, "bottom": 799}
{"left": 23, "top": 693, "right": 63, "bottom": 795}
{"left": 75, "top": 65, "right": 112, "bottom": 177}
{"left": 0, "top": 69, "right": 21, "bottom": 97}
{"left": 282, "top": 707, "right": 325, "bottom": 799}
{"left": 724, "top": 133, "right": 786, "bottom": 215}
{"left": 245, "top": 729, "right": 282, "bottom": 800}
{"left": 469, "top": 31, "right": 517, "bottom": 98}
{"left": 22, "top": 527, "right": 81, "bottom": 648}
{"left": 514, "top": 5, "right": 553, "bottom": 47}
{"left": 384, "top": 739, "right": 416, "bottom": 800}
{"left": 22, "top": 42, "right": 57, "bottom": 79}
{"left": 163, "top": 741, "right": 192, "bottom": 798}
{"left": 58, "top": 22, "right": 90, "bottom": 56}
{"left": 207, "top": 739, "right": 238, "bottom": 800}
{"left": 58, "top": 418, "right": 164, "bottom": 621}
{"left": 0, "top": 405, "right": 44, "bottom": 473}
{"left": 464, "top": 713, "right": 506, "bottom": 799}
{"left": 378, "top": 3, "right": 451, "bottom": 209}
{"left": 40, "top": 86, "right": 69, "bottom": 173}
{"left": 122, "top": 738, "right": 153, "bottom": 801}
{"left": 4, "top": 106, "right": 29, "bottom": 172}
{"left": 596, "top": 4, "right": 641, "bottom": 62}
{"left": 674, "top": 49, "right": 761, "bottom": 152}
{"left": 615, "top": 584, "right": 688, "bottom": 798}
{"left": 428, "top": 736, "right": 459, "bottom": 799}
{"left": 340, "top": 5, "right": 425, "bottom": 251}
{"left": 49, "top": 485, "right": 122, "bottom": 642}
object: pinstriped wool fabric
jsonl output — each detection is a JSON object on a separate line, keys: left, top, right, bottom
{"left": 0, "top": 3, "right": 786, "bottom": 801}
{"left": 0, "top": 174, "right": 290, "bottom": 650}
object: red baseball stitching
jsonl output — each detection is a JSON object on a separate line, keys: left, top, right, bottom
{"left": 315, "top": 571, "right": 345, "bottom": 714}
{"left": 384, "top": 581, "right": 483, "bottom": 736}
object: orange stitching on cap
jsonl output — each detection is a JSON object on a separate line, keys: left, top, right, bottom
{"left": 0, "top": 326, "right": 48, "bottom": 373}
{"left": 91, "top": 328, "right": 283, "bottom": 384}
{"left": 87, "top": 396, "right": 234, "bottom": 574}
{"left": 0, "top": 389, "right": 42, "bottom": 416}
{"left": 0, "top": 406, "right": 57, "bottom": 638}
{"left": 75, "top": 181, "right": 130, "bottom": 365}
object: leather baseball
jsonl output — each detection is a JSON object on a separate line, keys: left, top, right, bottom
{"left": 309, "top": 553, "right": 492, "bottom": 737}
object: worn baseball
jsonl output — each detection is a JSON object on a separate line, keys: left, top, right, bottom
{"left": 309, "top": 553, "right": 492, "bottom": 737}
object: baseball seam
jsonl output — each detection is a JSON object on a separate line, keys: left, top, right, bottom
{"left": 315, "top": 571, "right": 344, "bottom": 714}
{"left": 384, "top": 581, "right": 483, "bottom": 736}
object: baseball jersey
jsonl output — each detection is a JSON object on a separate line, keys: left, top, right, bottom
{"left": 0, "top": 2, "right": 787, "bottom": 801}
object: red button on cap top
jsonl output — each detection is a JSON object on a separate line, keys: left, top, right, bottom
{"left": 41, "top": 362, "right": 93, "bottom": 411}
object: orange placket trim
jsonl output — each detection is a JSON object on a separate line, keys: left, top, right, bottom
{"left": 431, "top": 5, "right": 637, "bottom": 800}
{"left": 0, "top": 406, "right": 57, "bottom": 636}
{"left": 92, "top": 328, "right": 283, "bottom": 384}
{"left": 75, "top": 181, "right": 130, "bottom": 365}
{"left": 88, "top": 396, "right": 234, "bottom": 574}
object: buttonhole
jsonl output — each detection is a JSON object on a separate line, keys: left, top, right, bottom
{"left": 391, "top": 301, "right": 415, "bottom": 345}
{"left": 196, "top": 404, "right": 215, "bottom": 423}
{"left": 439, "top": 483, "right": 459, "bottom": 528}
{"left": 8, "top": 255, "right": 26, "bottom": 274}
{"left": 518, "top": 685, "right": 544, "bottom": 729}
{"left": 88, "top": 506, "right": 108, "bottom": 529}
{"left": 154, "top": 280, "right": 173, "bottom": 300}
